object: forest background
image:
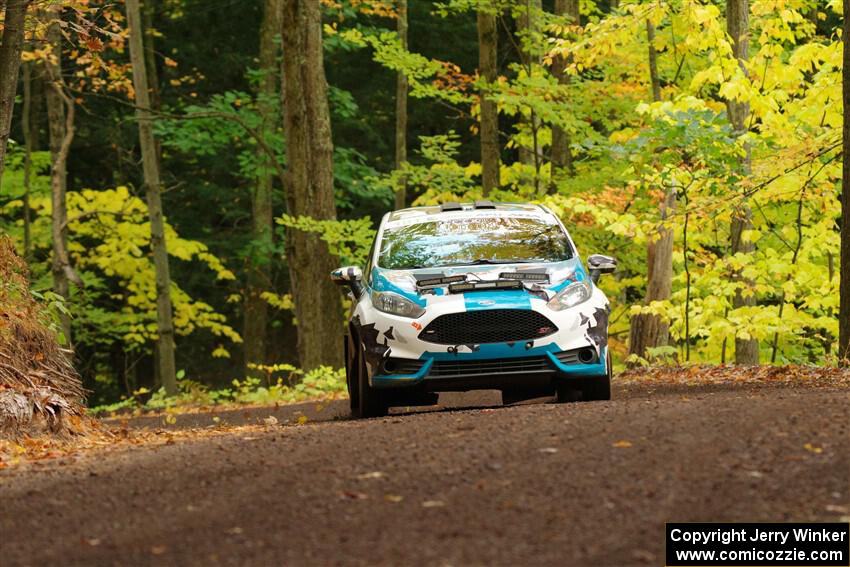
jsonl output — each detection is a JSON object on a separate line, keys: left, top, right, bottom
{"left": 0, "top": 0, "right": 847, "bottom": 409}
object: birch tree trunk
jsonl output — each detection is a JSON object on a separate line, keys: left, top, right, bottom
{"left": 840, "top": 0, "right": 850, "bottom": 365}
{"left": 726, "top": 0, "right": 759, "bottom": 365}
{"left": 44, "top": 5, "right": 80, "bottom": 344}
{"left": 393, "top": 0, "right": 408, "bottom": 209}
{"left": 548, "top": 0, "right": 578, "bottom": 194}
{"left": 0, "top": 0, "right": 30, "bottom": 186}
{"left": 477, "top": 3, "right": 499, "bottom": 195}
{"left": 281, "top": 0, "right": 344, "bottom": 371}
{"left": 244, "top": 0, "right": 282, "bottom": 375}
{"left": 127, "top": 0, "right": 178, "bottom": 395}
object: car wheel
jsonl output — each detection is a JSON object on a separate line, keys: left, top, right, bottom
{"left": 345, "top": 335, "right": 359, "bottom": 413}
{"left": 582, "top": 350, "right": 612, "bottom": 401}
{"left": 353, "top": 347, "right": 388, "bottom": 419}
{"left": 554, "top": 381, "right": 582, "bottom": 403}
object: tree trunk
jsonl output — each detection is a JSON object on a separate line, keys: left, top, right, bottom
{"left": 627, "top": 16, "right": 673, "bottom": 364}
{"left": 142, "top": 0, "right": 161, "bottom": 113}
{"left": 646, "top": 19, "right": 662, "bottom": 102}
{"left": 548, "top": 0, "right": 578, "bottom": 194}
{"left": 629, "top": 189, "right": 675, "bottom": 362}
{"left": 244, "top": 0, "right": 282, "bottom": 375}
{"left": 281, "top": 0, "right": 344, "bottom": 371}
{"left": 517, "top": 0, "right": 542, "bottom": 172}
{"left": 840, "top": 0, "right": 850, "bottom": 365}
{"left": 127, "top": 0, "right": 178, "bottom": 395}
{"left": 726, "top": 0, "right": 759, "bottom": 365}
{"left": 0, "top": 0, "right": 30, "bottom": 186}
{"left": 477, "top": 5, "right": 499, "bottom": 195}
{"left": 44, "top": 5, "right": 80, "bottom": 344}
{"left": 21, "top": 61, "right": 32, "bottom": 259}
{"left": 393, "top": 0, "right": 408, "bottom": 209}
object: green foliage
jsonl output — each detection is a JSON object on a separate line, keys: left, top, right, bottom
{"left": 89, "top": 365, "right": 346, "bottom": 414}
{"left": 0, "top": 183, "right": 242, "bottom": 357}
{"left": 276, "top": 214, "right": 376, "bottom": 268}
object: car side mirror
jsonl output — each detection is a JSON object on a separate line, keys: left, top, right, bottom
{"left": 587, "top": 254, "right": 616, "bottom": 283}
{"left": 331, "top": 266, "right": 364, "bottom": 296}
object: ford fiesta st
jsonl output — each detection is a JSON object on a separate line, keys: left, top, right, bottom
{"left": 331, "top": 201, "right": 616, "bottom": 418}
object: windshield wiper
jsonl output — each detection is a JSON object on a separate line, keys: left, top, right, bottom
{"left": 442, "top": 259, "right": 534, "bottom": 267}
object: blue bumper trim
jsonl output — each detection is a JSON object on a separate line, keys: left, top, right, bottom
{"left": 371, "top": 346, "right": 608, "bottom": 388}
{"left": 546, "top": 347, "right": 608, "bottom": 377}
{"left": 371, "top": 358, "right": 434, "bottom": 388}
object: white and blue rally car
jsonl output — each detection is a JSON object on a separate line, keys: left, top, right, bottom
{"left": 331, "top": 201, "right": 616, "bottom": 418}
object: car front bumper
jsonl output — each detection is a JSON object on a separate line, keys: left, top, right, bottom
{"left": 371, "top": 345, "right": 609, "bottom": 391}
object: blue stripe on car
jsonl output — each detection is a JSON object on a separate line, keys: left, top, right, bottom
{"left": 463, "top": 290, "right": 532, "bottom": 311}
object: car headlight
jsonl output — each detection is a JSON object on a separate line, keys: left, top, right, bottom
{"left": 371, "top": 291, "right": 425, "bottom": 318}
{"left": 547, "top": 281, "right": 592, "bottom": 311}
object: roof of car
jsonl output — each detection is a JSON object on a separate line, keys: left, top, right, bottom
{"left": 385, "top": 202, "right": 551, "bottom": 225}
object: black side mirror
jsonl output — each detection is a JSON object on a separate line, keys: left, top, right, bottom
{"left": 331, "top": 266, "right": 364, "bottom": 297}
{"left": 587, "top": 254, "right": 616, "bottom": 283}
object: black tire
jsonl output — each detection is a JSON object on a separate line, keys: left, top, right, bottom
{"left": 345, "top": 335, "right": 359, "bottom": 413}
{"left": 582, "top": 350, "right": 612, "bottom": 401}
{"left": 352, "top": 346, "right": 388, "bottom": 419}
{"left": 554, "top": 381, "right": 582, "bottom": 403}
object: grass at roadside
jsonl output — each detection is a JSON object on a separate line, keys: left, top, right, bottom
{"left": 89, "top": 365, "right": 347, "bottom": 417}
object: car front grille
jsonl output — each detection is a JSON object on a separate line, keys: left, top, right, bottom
{"left": 419, "top": 309, "right": 558, "bottom": 345}
{"left": 429, "top": 355, "right": 553, "bottom": 377}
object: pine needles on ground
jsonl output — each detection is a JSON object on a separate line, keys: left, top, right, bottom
{"left": 0, "top": 238, "right": 85, "bottom": 438}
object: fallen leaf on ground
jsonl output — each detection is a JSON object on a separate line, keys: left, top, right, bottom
{"left": 612, "top": 440, "right": 633, "bottom": 448}
{"left": 619, "top": 365, "right": 850, "bottom": 387}
{"left": 422, "top": 500, "right": 445, "bottom": 508}
{"left": 357, "top": 471, "right": 386, "bottom": 480}
{"left": 340, "top": 491, "right": 368, "bottom": 500}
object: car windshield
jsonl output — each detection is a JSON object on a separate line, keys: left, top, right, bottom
{"left": 377, "top": 215, "right": 573, "bottom": 270}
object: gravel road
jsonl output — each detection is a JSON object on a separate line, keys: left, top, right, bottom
{"left": 1, "top": 383, "right": 848, "bottom": 566}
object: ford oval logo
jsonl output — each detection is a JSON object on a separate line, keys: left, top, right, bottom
{"left": 478, "top": 299, "right": 496, "bottom": 306}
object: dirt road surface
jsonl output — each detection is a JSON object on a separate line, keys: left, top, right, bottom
{"left": 2, "top": 383, "right": 848, "bottom": 566}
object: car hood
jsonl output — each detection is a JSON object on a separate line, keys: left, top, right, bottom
{"left": 370, "top": 258, "right": 588, "bottom": 306}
